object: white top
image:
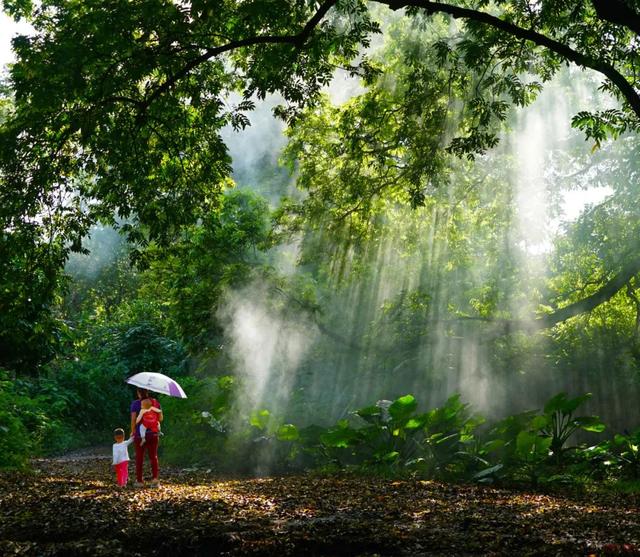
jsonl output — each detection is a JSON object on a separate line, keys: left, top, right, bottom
{"left": 112, "top": 437, "right": 134, "bottom": 465}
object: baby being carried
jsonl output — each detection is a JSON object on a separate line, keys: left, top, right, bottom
{"left": 137, "top": 398, "right": 162, "bottom": 446}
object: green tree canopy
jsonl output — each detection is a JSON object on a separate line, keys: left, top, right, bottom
{"left": 4, "top": 0, "right": 640, "bottom": 370}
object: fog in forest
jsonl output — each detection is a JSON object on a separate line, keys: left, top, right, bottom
{"left": 57, "top": 11, "right": 638, "bottom": 440}
{"left": 8, "top": 4, "right": 640, "bottom": 552}
{"left": 215, "top": 62, "right": 635, "bottom": 434}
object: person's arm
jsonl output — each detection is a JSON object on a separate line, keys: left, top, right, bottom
{"left": 136, "top": 408, "right": 147, "bottom": 424}
{"left": 130, "top": 411, "right": 137, "bottom": 437}
{"left": 153, "top": 399, "right": 164, "bottom": 423}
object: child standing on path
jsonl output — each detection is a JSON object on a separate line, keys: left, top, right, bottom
{"left": 112, "top": 428, "right": 134, "bottom": 487}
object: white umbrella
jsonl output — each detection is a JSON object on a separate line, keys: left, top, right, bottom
{"left": 126, "top": 372, "right": 187, "bottom": 398}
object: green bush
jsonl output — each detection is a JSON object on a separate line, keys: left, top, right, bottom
{"left": 271, "top": 391, "right": 612, "bottom": 485}
{"left": 0, "top": 370, "right": 58, "bottom": 468}
{"left": 0, "top": 311, "right": 188, "bottom": 467}
{"left": 612, "top": 429, "right": 640, "bottom": 478}
{"left": 160, "top": 376, "right": 307, "bottom": 474}
{"left": 160, "top": 375, "right": 235, "bottom": 468}
{"left": 267, "top": 394, "right": 487, "bottom": 478}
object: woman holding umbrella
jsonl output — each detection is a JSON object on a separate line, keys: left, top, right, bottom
{"left": 127, "top": 372, "right": 187, "bottom": 487}
{"left": 130, "top": 387, "right": 163, "bottom": 487}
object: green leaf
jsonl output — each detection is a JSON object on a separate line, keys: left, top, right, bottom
{"left": 530, "top": 415, "right": 549, "bottom": 430}
{"left": 516, "top": 431, "right": 551, "bottom": 460}
{"left": 217, "top": 375, "right": 234, "bottom": 391}
{"left": 614, "top": 433, "right": 627, "bottom": 445}
{"left": 543, "top": 392, "right": 569, "bottom": 415}
{"left": 573, "top": 416, "right": 605, "bottom": 433}
{"left": 320, "top": 426, "right": 360, "bottom": 449}
{"left": 356, "top": 405, "right": 383, "bottom": 424}
{"left": 516, "top": 431, "right": 537, "bottom": 455}
{"left": 563, "top": 393, "right": 592, "bottom": 415}
{"left": 276, "top": 423, "right": 299, "bottom": 441}
{"left": 389, "top": 394, "right": 417, "bottom": 422}
{"left": 249, "top": 409, "right": 271, "bottom": 430}
{"left": 336, "top": 419, "right": 350, "bottom": 430}
{"left": 473, "top": 463, "right": 503, "bottom": 480}
{"left": 405, "top": 414, "right": 428, "bottom": 430}
{"left": 543, "top": 392, "right": 591, "bottom": 416}
{"left": 298, "top": 425, "right": 327, "bottom": 446}
{"left": 381, "top": 450, "right": 400, "bottom": 463}
{"left": 480, "top": 439, "right": 505, "bottom": 454}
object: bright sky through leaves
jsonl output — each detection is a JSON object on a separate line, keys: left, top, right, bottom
{"left": 0, "top": 13, "right": 31, "bottom": 67}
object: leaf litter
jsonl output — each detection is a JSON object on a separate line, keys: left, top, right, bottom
{"left": 1, "top": 452, "right": 640, "bottom": 556}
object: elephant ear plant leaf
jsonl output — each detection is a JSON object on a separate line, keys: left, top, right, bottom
{"left": 354, "top": 395, "right": 425, "bottom": 467}
{"left": 276, "top": 424, "right": 300, "bottom": 442}
{"left": 388, "top": 394, "right": 418, "bottom": 427}
{"left": 539, "top": 393, "right": 606, "bottom": 464}
{"left": 418, "top": 394, "right": 486, "bottom": 479}
{"left": 613, "top": 429, "right": 640, "bottom": 478}
{"left": 320, "top": 419, "right": 362, "bottom": 450}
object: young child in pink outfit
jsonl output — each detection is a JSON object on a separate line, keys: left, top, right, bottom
{"left": 112, "top": 428, "right": 134, "bottom": 487}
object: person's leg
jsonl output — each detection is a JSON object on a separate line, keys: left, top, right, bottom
{"left": 115, "top": 462, "right": 127, "bottom": 486}
{"left": 139, "top": 424, "right": 147, "bottom": 446}
{"left": 146, "top": 433, "right": 159, "bottom": 480}
{"left": 134, "top": 437, "right": 144, "bottom": 483}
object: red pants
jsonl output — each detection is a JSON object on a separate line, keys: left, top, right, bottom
{"left": 135, "top": 434, "right": 159, "bottom": 482}
{"left": 114, "top": 461, "right": 129, "bottom": 486}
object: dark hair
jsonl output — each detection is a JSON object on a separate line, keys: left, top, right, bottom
{"left": 136, "top": 388, "right": 150, "bottom": 399}
{"left": 114, "top": 428, "right": 125, "bottom": 437}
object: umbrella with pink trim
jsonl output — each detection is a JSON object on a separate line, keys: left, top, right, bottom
{"left": 126, "top": 372, "right": 187, "bottom": 398}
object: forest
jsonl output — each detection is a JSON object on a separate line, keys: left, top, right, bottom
{"left": 3, "top": 0, "right": 640, "bottom": 554}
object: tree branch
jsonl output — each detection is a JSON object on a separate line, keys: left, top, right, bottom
{"left": 141, "top": 0, "right": 339, "bottom": 111}
{"left": 372, "top": 0, "right": 640, "bottom": 330}
{"left": 379, "top": 0, "right": 640, "bottom": 120}
{"left": 591, "top": 0, "right": 640, "bottom": 37}
{"left": 626, "top": 280, "right": 640, "bottom": 336}
{"left": 538, "top": 254, "right": 640, "bottom": 328}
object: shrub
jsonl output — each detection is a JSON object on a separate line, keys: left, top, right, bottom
{"left": 0, "top": 370, "right": 57, "bottom": 467}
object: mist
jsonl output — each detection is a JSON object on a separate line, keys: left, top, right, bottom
{"left": 65, "top": 225, "right": 125, "bottom": 281}
{"left": 214, "top": 52, "right": 640, "bottom": 436}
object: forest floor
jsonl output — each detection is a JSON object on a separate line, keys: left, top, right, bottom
{"left": 1, "top": 449, "right": 640, "bottom": 556}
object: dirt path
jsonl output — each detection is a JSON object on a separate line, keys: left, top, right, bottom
{"left": 1, "top": 450, "right": 640, "bottom": 556}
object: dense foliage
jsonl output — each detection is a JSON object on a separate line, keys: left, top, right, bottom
{"left": 3, "top": 0, "right": 640, "bottom": 494}
{"left": 3, "top": 0, "right": 640, "bottom": 371}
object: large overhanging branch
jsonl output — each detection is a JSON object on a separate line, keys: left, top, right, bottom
{"left": 318, "top": 253, "right": 640, "bottom": 347}
{"left": 141, "top": 0, "right": 339, "bottom": 111}
{"left": 279, "top": 254, "right": 640, "bottom": 350}
{"left": 591, "top": 0, "right": 640, "bottom": 37}
{"left": 380, "top": 0, "right": 640, "bottom": 120}
{"left": 126, "top": 0, "right": 640, "bottom": 145}
{"left": 538, "top": 254, "right": 640, "bottom": 328}
{"left": 426, "top": 253, "right": 640, "bottom": 333}
{"left": 418, "top": 255, "right": 640, "bottom": 333}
